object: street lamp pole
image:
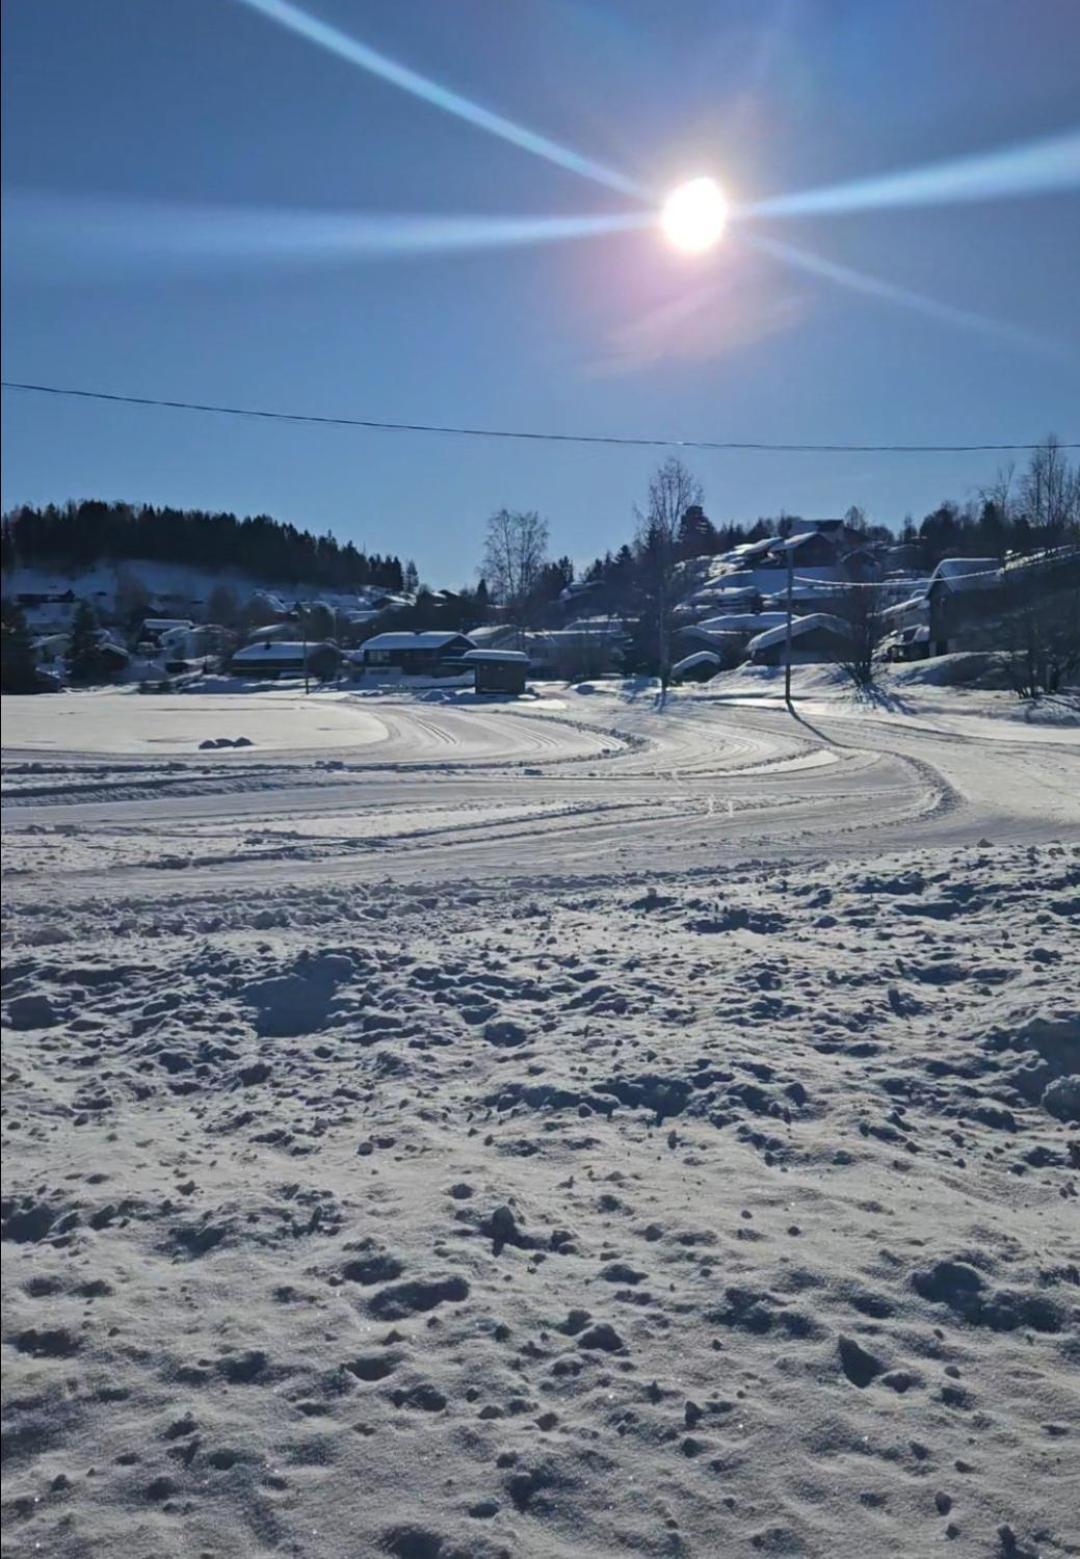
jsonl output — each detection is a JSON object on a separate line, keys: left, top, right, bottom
{"left": 784, "top": 546, "right": 795, "bottom": 713}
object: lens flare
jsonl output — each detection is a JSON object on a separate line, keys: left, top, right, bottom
{"left": 1, "top": 191, "right": 651, "bottom": 281}
{"left": 745, "top": 233, "right": 1066, "bottom": 360}
{"left": 233, "top": 0, "right": 649, "bottom": 201}
{"left": 660, "top": 178, "right": 729, "bottom": 254}
{"left": 742, "top": 128, "right": 1080, "bottom": 220}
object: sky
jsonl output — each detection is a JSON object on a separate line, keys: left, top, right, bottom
{"left": 2, "top": 0, "right": 1079, "bottom": 584}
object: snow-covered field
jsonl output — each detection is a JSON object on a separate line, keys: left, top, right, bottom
{"left": 2, "top": 677, "right": 1078, "bottom": 1558}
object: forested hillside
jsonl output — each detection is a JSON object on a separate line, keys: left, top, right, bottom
{"left": 1, "top": 500, "right": 407, "bottom": 592}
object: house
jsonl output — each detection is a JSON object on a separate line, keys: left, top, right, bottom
{"left": 691, "top": 611, "right": 788, "bottom": 636}
{"left": 881, "top": 590, "right": 930, "bottom": 635}
{"left": 31, "top": 633, "right": 71, "bottom": 667}
{"left": 17, "top": 589, "right": 76, "bottom": 608}
{"left": 229, "top": 640, "right": 340, "bottom": 680}
{"left": 462, "top": 648, "right": 529, "bottom": 694}
{"left": 558, "top": 579, "right": 604, "bottom": 606}
{"left": 671, "top": 650, "right": 723, "bottom": 683}
{"left": 674, "top": 627, "right": 756, "bottom": 669}
{"left": 527, "top": 625, "right": 627, "bottom": 678}
{"left": 881, "top": 624, "right": 930, "bottom": 662}
{"left": 158, "top": 623, "right": 232, "bottom": 669}
{"left": 926, "top": 558, "right": 1001, "bottom": 654}
{"left": 91, "top": 635, "right": 131, "bottom": 677}
{"left": 702, "top": 524, "right": 875, "bottom": 604}
{"left": 245, "top": 622, "right": 295, "bottom": 645}
{"left": 747, "top": 613, "right": 853, "bottom": 666}
{"left": 775, "top": 531, "right": 840, "bottom": 571}
{"left": 139, "top": 617, "right": 194, "bottom": 645}
{"left": 358, "top": 631, "right": 475, "bottom": 676}
{"left": 32, "top": 629, "right": 129, "bottom": 677}
{"left": 464, "top": 623, "right": 520, "bottom": 650}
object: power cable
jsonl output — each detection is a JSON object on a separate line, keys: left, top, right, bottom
{"left": 3, "top": 381, "right": 1076, "bottom": 455}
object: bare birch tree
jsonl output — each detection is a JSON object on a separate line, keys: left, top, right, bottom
{"left": 481, "top": 510, "right": 550, "bottom": 641}
{"left": 835, "top": 582, "right": 886, "bottom": 690}
{"left": 634, "top": 458, "right": 704, "bottom": 690}
{"left": 1022, "top": 435, "right": 1080, "bottom": 552}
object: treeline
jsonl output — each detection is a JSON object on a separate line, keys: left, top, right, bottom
{"left": 578, "top": 435, "right": 1080, "bottom": 590}
{"left": 0, "top": 500, "right": 406, "bottom": 592}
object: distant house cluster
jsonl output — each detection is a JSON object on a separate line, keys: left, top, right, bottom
{"left": 3, "top": 505, "right": 1077, "bottom": 697}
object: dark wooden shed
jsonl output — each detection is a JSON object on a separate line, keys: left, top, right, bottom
{"left": 463, "top": 649, "right": 529, "bottom": 694}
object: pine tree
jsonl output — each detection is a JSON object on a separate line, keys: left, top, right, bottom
{"left": 1, "top": 601, "right": 38, "bottom": 693}
{"left": 67, "top": 600, "right": 106, "bottom": 683}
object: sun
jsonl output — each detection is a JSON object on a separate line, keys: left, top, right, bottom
{"left": 660, "top": 177, "right": 729, "bottom": 254}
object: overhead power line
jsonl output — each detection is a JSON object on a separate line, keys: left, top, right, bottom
{"left": 2, "top": 380, "right": 1076, "bottom": 455}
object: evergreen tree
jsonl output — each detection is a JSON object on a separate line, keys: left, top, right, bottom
{"left": 67, "top": 600, "right": 107, "bottom": 683}
{"left": 206, "top": 582, "right": 240, "bottom": 627}
{"left": 676, "top": 504, "right": 717, "bottom": 558}
{"left": 0, "top": 601, "right": 38, "bottom": 693}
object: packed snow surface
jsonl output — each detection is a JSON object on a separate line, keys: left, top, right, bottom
{"left": 2, "top": 672, "right": 1078, "bottom": 1558}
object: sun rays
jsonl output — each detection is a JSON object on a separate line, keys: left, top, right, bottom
{"left": 4, "top": 0, "right": 1076, "bottom": 360}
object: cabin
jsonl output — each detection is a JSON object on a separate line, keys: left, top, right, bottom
{"left": 746, "top": 613, "right": 853, "bottom": 666}
{"left": 139, "top": 617, "right": 194, "bottom": 645}
{"left": 671, "top": 650, "right": 723, "bottom": 683}
{"left": 926, "top": 558, "right": 1001, "bottom": 654}
{"left": 673, "top": 627, "right": 751, "bottom": 670}
{"left": 463, "top": 648, "right": 529, "bottom": 694}
{"left": 358, "top": 631, "right": 476, "bottom": 676}
{"left": 229, "top": 639, "right": 340, "bottom": 680}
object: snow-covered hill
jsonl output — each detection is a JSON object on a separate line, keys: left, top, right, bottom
{"left": 3, "top": 557, "right": 383, "bottom": 630}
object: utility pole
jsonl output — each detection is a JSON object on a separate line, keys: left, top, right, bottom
{"left": 302, "top": 607, "right": 310, "bottom": 695}
{"left": 784, "top": 545, "right": 794, "bottom": 713}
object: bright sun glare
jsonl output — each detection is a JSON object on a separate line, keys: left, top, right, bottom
{"left": 660, "top": 177, "right": 729, "bottom": 253}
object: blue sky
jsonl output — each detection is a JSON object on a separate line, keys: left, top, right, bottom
{"left": 2, "top": 0, "right": 1078, "bottom": 583}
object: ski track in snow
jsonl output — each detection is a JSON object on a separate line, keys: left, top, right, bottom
{"left": 3, "top": 684, "right": 1077, "bottom": 895}
{"left": 2, "top": 683, "right": 1078, "bottom": 1559}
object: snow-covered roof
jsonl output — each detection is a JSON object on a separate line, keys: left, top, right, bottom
{"left": 695, "top": 612, "right": 788, "bottom": 633}
{"left": 462, "top": 649, "right": 529, "bottom": 664}
{"left": 672, "top": 651, "right": 721, "bottom": 677}
{"left": 362, "top": 631, "right": 473, "bottom": 652}
{"left": 680, "top": 627, "right": 754, "bottom": 649}
{"left": 465, "top": 624, "right": 517, "bottom": 646}
{"left": 881, "top": 595, "right": 929, "bottom": 624}
{"left": 709, "top": 570, "right": 758, "bottom": 588}
{"left": 690, "top": 583, "right": 762, "bottom": 605}
{"left": 929, "top": 558, "right": 1001, "bottom": 591}
{"left": 142, "top": 617, "right": 194, "bottom": 631}
{"left": 747, "top": 613, "right": 852, "bottom": 654}
{"left": 231, "top": 640, "right": 331, "bottom": 663}
{"left": 723, "top": 539, "right": 775, "bottom": 561}
{"left": 247, "top": 591, "right": 289, "bottom": 613}
{"left": 761, "top": 584, "right": 841, "bottom": 605}
{"left": 558, "top": 579, "right": 602, "bottom": 602}
{"left": 245, "top": 624, "right": 294, "bottom": 644}
{"left": 771, "top": 531, "right": 838, "bottom": 554}
{"left": 562, "top": 616, "right": 626, "bottom": 636}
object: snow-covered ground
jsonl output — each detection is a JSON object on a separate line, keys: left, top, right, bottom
{"left": 2, "top": 677, "right": 1078, "bottom": 1558}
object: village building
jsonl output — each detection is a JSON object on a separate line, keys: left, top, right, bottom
{"left": 462, "top": 648, "right": 529, "bottom": 694}
{"left": 229, "top": 640, "right": 340, "bottom": 680}
{"left": 357, "top": 630, "right": 475, "bottom": 676}
{"left": 747, "top": 613, "right": 854, "bottom": 666}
